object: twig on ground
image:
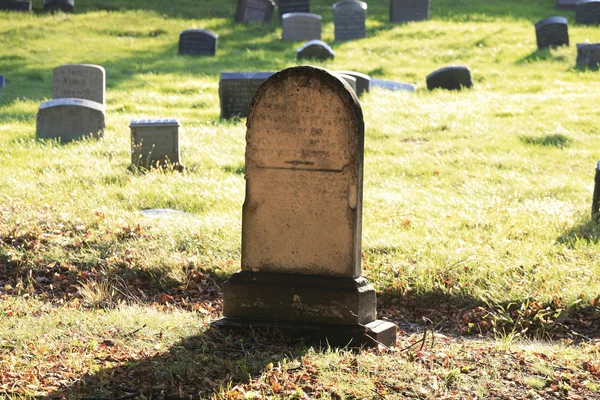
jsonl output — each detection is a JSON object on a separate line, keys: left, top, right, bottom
{"left": 122, "top": 324, "right": 146, "bottom": 338}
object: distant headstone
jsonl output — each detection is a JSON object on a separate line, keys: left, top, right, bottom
{"left": 217, "top": 66, "right": 397, "bottom": 347}
{"left": 426, "top": 66, "right": 473, "bottom": 91}
{"left": 390, "top": 0, "right": 430, "bottom": 23}
{"left": 576, "top": 43, "right": 600, "bottom": 68}
{"left": 179, "top": 29, "right": 218, "bottom": 56}
{"left": 535, "top": 17, "right": 569, "bottom": 49}
{"left": 36, "top": 98, "right": 105, "bottom": 142}
{"left": 335, "top": 73, "right": 357, "bottom": 94}
{"left": 576, "top": 0, "right": 600, "bottom": 25}
{"left": 219, "top": 72, "right": 274, "bottom": 119}
{"left": 556, "top": 0, "right": 578, "bottom": 9}
{"left": 235, "top": 0, "right": 275, "bottom": 23}
{"left": 371, "top": 78, "right": 415, "bottom": 92}
{"left": 0, "top": 0, "right": 31, "bottom": 11}
{"left": 336, "top": 70, "right": 370, "bottom": 96}
{"left": 130, "top": 119, "right": 182, "bottom": 170}
{"left": 0, "top": 75, "right": 4, "bottom": 88}
{"left": 281, "top": 12, "right": 321, "bottom": 42}
{"left": 278, "top": 0, "right": 310, "bottom": 20}
{"left": 53, "top": 64, "right": 106, "bottom": 105}
{"left": 333, "top": 0, "right": 367, "bottom": 42}
{"left": 43, "top": 0, "right": 73, "bottom": 12}
{"left": 592, "top": 161, "right": 600, "bottom": 218}
{"left": 296, "top": 40, "right": 334, "bottom": 60}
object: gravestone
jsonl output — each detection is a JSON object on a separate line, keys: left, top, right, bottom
{"left": 216, "top": 66, "right": 397, "bottom": 347}
{"left": 179, "top": 29, "right": 218, "bottom": 56}
{"left": 43, "top": 0, "right": 73, "bottom": 12}
{"left": 296, "top": 40, "right": 335, "bottom": 60}
{"left": 335, "top": 73, "right": 357, "bottom": 94}
{"left": 278, "top": 0, "right": 310, "bottom": 20}
{"left": 426, "top": 66, "right": 473, "bottom": 90}
{"left": 593, "top": 161, "right": 600, "bottom": 218}
{"left": 53, "top": 64, "right": 105, "bottom": 105}
{"left": 556, "top": 0, "right": 578, "bottom": 8}
{"left": 576, "top": 0, "right": 600, "bottom": 24}
{"left": 576, "top": 43, "right": 600, "bottom": 68}
{"left": 336, "top": 70, "right": 370, "bottom": 97}
{"left": 0, "top": 75, "right": 4, "bottom": 88}
{"left": 36, "top": 99, "right": 105, "bottom": 142}
{"left": 0, "top": 0, "right": 31, "bottom": 11}
{"left": 130, "top": 119, "right": 182, "bottom": 170}
{"left": 219, "top": 72, "right": 274, "bottom": 119}
{"left": 333, "top": 0, "right": 367, "bottom": 42}
{"left": 535, "top": 17, "right": 569, "bottom": 49}
{"left": 371, "top": 78, "right": 415, "bottom": 92}
{"left": 390, "top": 0, "right": 430, "bottom": 23}
{"left": 235, "top": 0, "right": 275, "bottom": 23}
{"left": 281, "top": 12, "right": 321, "bottom": 42}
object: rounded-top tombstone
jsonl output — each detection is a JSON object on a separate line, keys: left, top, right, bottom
{"left": 53, "top": 64, "right": 106, "bottom": 105}
{"left": 179, "top": 29, "right": 218, "bottom": 56}
{"left": 534, "top": 16, "right": 569, "bottom": 49}
{"left": 333, "top": 0, "right": 367, "bottom": 42}
{"left": 296, "top": 40, "right": 335, "bottom": 61}
{"left": 426, "top": 66, "right": 473, "bottom": 91}
{"left": 576, "top": 0, "right": 600, "bottom": 25}
{"left": 235, "top": 0, "right": 275, "bottom": 23}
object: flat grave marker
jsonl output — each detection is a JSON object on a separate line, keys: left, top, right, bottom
{"left": 219, "top": 72, "right": 274, "bottom": 119}
{"left": 43, "top": 0, "right": 73, "bottom": 12}
{"left": 426, "top": 66, "right": 473, "bottom": 90}
{"left": 576, "top": 0, "right": 600, "bottom": 25}
{"left": 179, "top": 29, "right": 218, "bottom": 56}
{"left": 390, "top": 0, "right": 430, "bottom": 23}
{"left": 333, "top": 0, "right": 367, "bottom": 42}
{"left": 53, "top": 64, "right": 106, "bottom": 105}
{"left": 281, "top": 12, "right": 321, "bottom": 42}
{"left": 36, "top": 98, "right": 105, "bottom": 142}
{"left": 130, "top": 119, "right": 182, "bottom": 170}
{"left": 576, "top": 43, "right": 600, "bottom": 68}
{"left": 296, "top": 40, "right": 335, "bottom": 60}
{"left": 278, "top": 0, "right": 310, "bottom": 20}
{"left": 0, "top": 0, "right": 31, "bottom": 11}
{"left": 371, "top": 78, "right": 415, "bottom": 92}
{"left": 535, "top": 17, "right": 569, "bottom": 49}
{"left": 235, "top": 0, "right": 275, "bottom": 23}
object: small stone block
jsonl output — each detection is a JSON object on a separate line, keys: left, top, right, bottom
{"left": 592, "top": 161, "right": 600, "bottom": 218}
{"left": 43, "top": 0, "right": 73, "bottom": 12}
{"left": 576, "top": 0, "right": 600, "bottom": 25}
{"left": 390, "top": 0, "right": 430, "bottom": 23}
{"left": 130, "top": 119, "right": 181, "bottom": 170}
{"left": 535, "top": 16, "right": 569, "bottom": 49}
{"left": 179, "top": 29, "right": 218, "bottom": 56}
{"left": 333, "top": 0, "right": 367, "bottom": 42}
{"left": 296, "top": 40, "right": 335, "bottom": 61}
{"left": 335, "top": 73, "right": 357, "bottom": 94}
{"left": 556, "top": 0, "right": 579, "bottom": 8}
{"left": 576, "top": 43, "right": 600, "bottom": 68}
{"left": 36, "top": 98, "right": 105, "bottom": 142}
{"left": 0, "top": 0, "right": 31, "bottom": 11}
{"left": 336, "top": 70, "right": 370, "bottom": 96}
{"left": 426, "top": 66, "right": 473, "bottom": 90}
{"left": 235, "top": 0, "right": 275, "bottom": 23}
{"left": 219, "top": 72, "right": 274, "bottom": 119}
{"left": 278, "top": 0, "right": 310, "bottom": 20}
{"left": 282, "top": 12, "right": 322, "bottom": 42}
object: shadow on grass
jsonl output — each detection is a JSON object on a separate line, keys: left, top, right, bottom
{"left": 557, "top": 218, "right": 600, "bottom": 246}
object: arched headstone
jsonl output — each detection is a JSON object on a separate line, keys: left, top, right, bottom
{"left": 235, "top": 0, "right": 275, "bottom": 23}
{"left": 278, "top": 0, "right": 310, "bottom": 20}
{"left": 426, "top": 66, "right": 473, "bottom": 91}
{"left": 53, "top": 64, "right": 106, "bottom": 105}
{"left": 576, "top": 0, "right": 600, "bottom": 25}
{"left": 36, "top": 99, "right": 105, "bottom": 142}
{"left": 281, "top": 12, "right": 321, "bottom": 42}
{"left": 296, "top": 40, "right": 335, "bottom": 60}
{"left": 178, "top": 29, "right": 218, "bottom": 56}
{"left": 390, "top": 0, "right": 430, "bottom": 23}
{"left": 333, "top": 0, "right": 367, "bottom": 42}
{"left": 43, "top": 0, "right": 73, "bottom": 12}
{"left": 535, "top": 17, "right": 569, "bottom": 49}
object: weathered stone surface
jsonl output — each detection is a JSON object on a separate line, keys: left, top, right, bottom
{"left": 576, "top": 43, "right": 600, "bottom": 67}
{"left": 333, "top": 0, "right": 367, "bottom": 42}
{"left": 219, "top": 72, "right": 274, "bottom": 119}
{"left": 179, "top": 29, "right": 218, "bottom": 56}
{"left": 243, "top": 66, "right": 363, "bottom": 277}
{"left": 235, "top": 0, "right": 275, "bottom": 23}
{"left": 390, "top": 0, "right": 430, "bottom": 22}
{"left": 43, "top": 0, "right": 73, "bottom": 12}
{"left": 0, "top": 0, "right": 31, "bottom": 11}
{"left": 426, "top": 66, "right": 473, "bottom": 90}
{"left": 281, "top": 12, "right": 321, "bottom": 42}
{"left": 53, "top": 64, "right": 105, "bottom": 105}
{"left": 535, "top": 16, "right": 569, "bottom": 49}
{"left": 576, "top": 0, "right": 600, "bottom": 24}
{"left": 36, "top": 98, "right": 105, "bottom": 142}
{"left": 296, "top": 40, "right": 334, "bottom": 60}
{"left": 335, "top": 73, "right": 357, "bottom": 94}
{"left": 336, "top": 70, "right": 370, "bottom": 96}
{"left": 371, "top": 78, "right": 415, "bottom": 92}
{"left": 278, "top": 0, "right": 310, "bottom": 20}
{"left": 556, "top": 0, "right": 579, "bottom": 9}
{"left": 130, "top": 119, "right": 181, "bottom": 169}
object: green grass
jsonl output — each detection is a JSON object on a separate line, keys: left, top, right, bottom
{"left": 1, "top": 0, "right": 600, "bottom": 398}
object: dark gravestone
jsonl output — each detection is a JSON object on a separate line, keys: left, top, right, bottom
{"left": 371, "top": 78, "right": 415, "bottom": 92}
{"left": 0, "top": 0, "right": 31, "bottom": 11}
{"left": 336, "top": 70, "right": 370, "bottom": 97}
{"left": 556, "top": 0, "right": 579, "bottom": 9}
{"left": 390, "top": 0, "right": 430, "bottom": 23}
{"left": 296, "top": 40, "right": 335, "bottom": 61}
{"left": 130, "top": 119, "right": 182, "bottom": 170}
{"left": 43, "top": 0, "right": 74, "bottom": 12}
{"left": 335, "top": 73, "right": 357, "bottom": 94}
{"left": 535, "top": 17, "right": 569, "bottom": 49}
{"left": 426, "top": 66, "right": 473, "bottom": 91}
{"left": 179, "top": 29, "right": 218, "bottom": 56}
{"left": 36, "top": 98, "right": 105, "bottom": 142}
{"left": 576, "top": 43, "right": 600, "bottom": 68}
{"left": 278, "top": 0, "right": 310, "bottom": 20}
{"left": 576, "top": 0, "right": 600, "bottom": 24}
{"left": 333, "top": 0, "right": 367, "bottom": 42}
{"left": 235, "top": 0, "right": 275, "bottom": 23}
{"left": 0, "top": 75, "right": 4, "bottom": 88}
{"left": 593, "top": 161, "right": 600, "bottom": 218}
{"left": 219, "top": 72, "right": 274, "bottom": 119}
{"left": 282, "top": 12, "right": 321, "bottom": 41}
{"left": 215, "top": 66, "right": 397, "bottom": 347}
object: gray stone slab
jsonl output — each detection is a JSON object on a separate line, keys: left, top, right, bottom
{"left": 426, "top": 66, "right": 473, "bottom": 91}
{"left": 336, "top": 70, "right": 370, "bottom": 97}
{"left": 179, "top": 29, "right": 218, "bottom": 56}
{"left": 576, "top": 43, "right": 600, "bottom": 67}
{"left": 141, "top": 208, "right": 189, "bottom": 217}
{"left": 0, "top": 75, "right": 4, "bottom": 88}
{"left": 219, "top": 72, "right": 274, "bottom": 119}
{"left": 235, "top": 0, "right": 275, "bottom": 23}
{"left": 36, "top": 98, "right": 105, "bottom": 142}
{"left": 278, "top": 0, "right": 310, "bottom": 20}
{"left": 296, "top": 40, "right": 334, "bottom": 60}
{"left": 335, "top": 73, "right": 357, "bottom": 94}
{"left": 390, "top": 0, "right": 430, "bottom": 22}
{"left": 576, "top": 0, "right": 600, "bottom": 25}
{"left": 281, "top": 12, "right": 321, "bottom": 42}
{"left": 43, "top": 0, "right": 73, "bottom": 12}
{"left": 333, "top": 0, "right": 367, "bottom": 42}
{"left": 53, "top": 64, "right": 105, "bottom": 105}
{"left": 371, "top": 78, "right": 415, "bottom": 92}
{"left": 130, "top": 119, "right": 181, "bottom": 169}
{"left": 535, "top": 16, "right": 569, "bottom": 49}
{"left": 0, "top": 0, "right": 31, "bottom": 11}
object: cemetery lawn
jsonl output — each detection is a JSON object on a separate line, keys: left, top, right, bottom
{"left": 1, "top": 0, "right": 600, "bottom": 398}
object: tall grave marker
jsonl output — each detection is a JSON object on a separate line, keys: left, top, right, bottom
{"left": 390, "top": 0, "right": 430, "bottom": 22}
{"left": 535, "top": 17, "right": 569, "bottom": 49}
{"left": 333, "top": 0, "right": 367, "bottom": 42}
{"left": 53, "top": 64, "right": 105, "bottom": 105}
{"left": 216, "top": 66, "right": 397, "bottom": 347}
{"left": 179, "top": 29, "right": 218, "bottom": 56}
{"left": 235, "top": 0, "right": 275, "bottom": 23}
{"left": 278, "top": 0, "right": 310, "bottom": 20}
{"left": 576, "top": 0, "right": 600, "bottom": 25}
{"left": 219, "top": 72, "right": 274, "bottom": 119}
{"left": 281, "top": 12, "right": 321, "bottom": 41}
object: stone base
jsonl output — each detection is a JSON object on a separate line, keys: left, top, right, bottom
{"left": 212, "top": 318, "right": 397, "bottom": 348}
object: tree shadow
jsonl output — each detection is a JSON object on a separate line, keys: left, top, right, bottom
{"left": 557, "top": 218, "right": 600, "bottom": 247}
